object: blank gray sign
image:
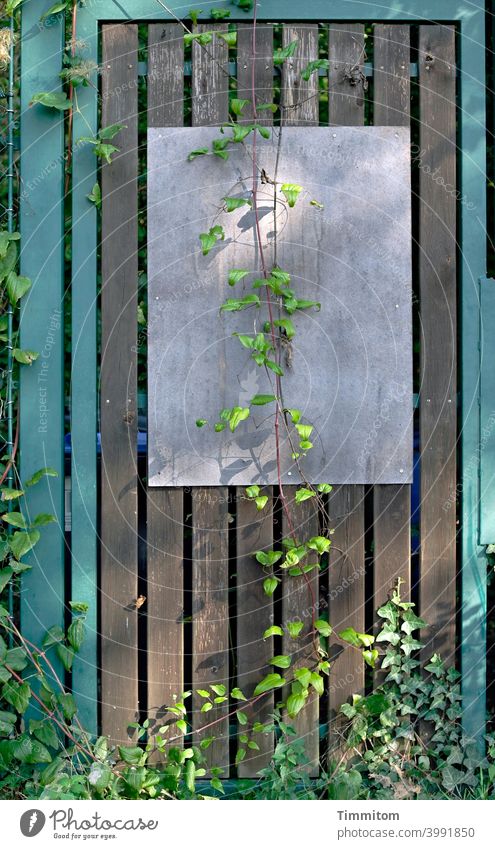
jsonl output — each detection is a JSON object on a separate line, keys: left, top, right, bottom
{"left": 147, "top": 126, "right": 412, "bottom": 486}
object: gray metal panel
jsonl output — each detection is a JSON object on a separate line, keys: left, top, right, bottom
{"left": 147, "top": 126, "right": 412, "bottom": 486}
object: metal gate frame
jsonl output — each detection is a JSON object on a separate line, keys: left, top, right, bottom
{"left": 19, "top": 0, "right": 488, "bottom": 742}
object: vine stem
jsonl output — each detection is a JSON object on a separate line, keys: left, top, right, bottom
{"left": 249, "top": 8, "right": 320, "bottom": 630}
{"left": 250, "top": 5, "right": 295, "bottom": 542}
{"left": 64, "top": 0, "right": 78, "bottom": 197}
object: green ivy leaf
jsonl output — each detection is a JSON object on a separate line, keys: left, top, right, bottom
{"left": 283, "top": 412, "right": 301, "bottom": 431}
{"left": 1, "top": 512, "right": 27, "bottom": 529}
{"left": 307, "top": 536, "right": 331, "bottom": 554}
{"left": 87, "top": 182, "right": 102, "bottom": 208}
{"left": 253, "top": 673, "right": 285, "bottom": 696}
{"left": 250, "top": 394, "right": 276, "bottom": 406}
{"left": 1, "top": 486, "right": 24, "bottom": 501}
{"left": 199, "top": 225, "right": 225, "bottom": 255}
{"left": 40, "top": 2, "right": 68, "bottom": 21}
{"left": 236, "top": 710, "right": 248, "bottom": 726}
{"left": 263, "top": 576, "right": 279, "bottom": 596}
{"left": 286, "top": 692, "right": 306, "bottom": 718}
{"left": 274, "top": 40, "right": 298, "bottom": 66}
{"left": 295, "top": 487, "right": 316, "bottom": 504}
{"left": 274, "top": 318, "right": 295, "bottom": 339}
{"left": 301, "top": 58, "right": 330, "bottom": 81}
{"left": 9, "top": 530, "right": 40, "bottom": 561}
{"left": 13, "top": 348, "right": 39, "bottom": 365}
{"left": 67, "top": 619, "right": 85, "bottom": 652}
{"left": 24, "top": 467, "right": 58, "bottom": 488}
{"left": 314, "top": 619, "right": 332, "bottom": 637}
{"left": 211, "top": 8, "right": 231, "bottom": 19}
{"left": 42, "top": 625, "right": 65, "bottom": 649}
{"left": 263, "top": 625, "right": 284, "bottom": 639}
{"left": 280, "top": 183, "right": 302, "bottom": 207}
{"left": 195, "top": 419, "right": 208, "bottom": 428}
{"left": 230, "top": 98, "right": 250, "bottom": 116}
{"left": 223, "top": 196, "right": 251, "bottom": 213}
{"left": 287, "top": 620, "right": 304, "bottom": 639}
{"left": 118, "top": 745, "right": 145, "bottom": 766}
{"left": 255, "top": 550, "right": 282, "bottom": 567}
{"left": 6, "top": 272, "right": 31, "bottom": 305}
{"left": 220, "top": 294, "right": 260, "bottom": 312}
{"left": 228, "top": 406, "right": 250, "bottom": 432}
{"left": 31, "top": 91, "right": 72, "bottom": 110}
{"left": 269, "top": 655, "right": 291, "bottom": 669}
{"left": 231, "top": 687, "right": 247, "bottom": 701}
{"left": 228, "top": 268, "right": 249, "bottom": 287}
{"left": 255, "top": 496, "right": 268, "bottom": 511}
{"left": 2, "top": 681, "right": 31, "bottom": 714}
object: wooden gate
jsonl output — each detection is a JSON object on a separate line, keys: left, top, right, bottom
{"left": 19, "top": 2, "right": 488, "bottom": 779}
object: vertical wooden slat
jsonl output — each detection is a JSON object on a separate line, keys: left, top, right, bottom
{"left": 148, "top": 23, "right": 184, "bottom": 127}
{"left": 191, "top": 24, "right": 229, "bottom": 126}
{"left": 100, "top": 24, "right": 139, "bottom": 743}
{"left": 327, "top": 24, "right": 366, "bottom": 740}
{"left": 191, "top": 490, "right": 230, "bottom": 770}
{"left": 191, "top": 26, "right": 230, "bottom": 771}
{"left": 146, "top": 23, "right": 184, "bottom": 745}
{"left": 282, "top": 495, "right": 320, "bottom": 774}
{"left": 329, "top": 24, "right": 365, "bottom": 125}
{"left": 374, "top": 24, "right": 410, "bottom": 126}
{"left": 71, "top": 13, "right": 99, "bottom": 734}
{"left": 235, "top": 20, "right": 274, "bottom": 778}
{"left": 281, "top": 24, "right": 319, "bottom": 123}
{"left": 328, "top": 486, "right": 365, "bottom": 717}
{"left": 372, "top": 25, "right": 411, "bottom": 614}
{"left": 280, "top": 24, "right": 320, "bottom": 773}
{"left": 236, "top": 496, "right": 274, "bottom": 775}
{"left": 237, "top": 23, "right": 273, "bottom": 124}
{"left": 418, "top": 26, "right": 457, "bottom": 664}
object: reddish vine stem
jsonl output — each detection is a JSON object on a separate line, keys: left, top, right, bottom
{"left": 64, "top": 0, "right": 78, "bottom": 197}
{"left": 0, "top": 408, "right": 19, "bottom": 487}
{"left": 250, "top": 8, "right": 319, "bottom": 627}
{"left": 250, "top": 7, "right": 295, "bottom": 543}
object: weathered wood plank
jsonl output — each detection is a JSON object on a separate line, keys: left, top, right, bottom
{"left": 191, "top": 24, "right": 229, "bottom": 126}
{"left": 191, "top": 35, "right": 230, "bottom": 771}
{"left": 148, "top": 23, "right": 184, "bottom": 127}
{"left": 282, "top": 492, "right": 320, "bottom": 774}
{"left": 373, "top": 24, "right": 410, "bottom": 126}
{"left": 236, "top": 493, "right": 274, "bottom": 775}
{"left": 329, "top": 24, "right": 365, "bottom": 125}
{"left": 281, "top": 24, "right": 319, "bottom": 124}
{"left": 100, "top": 24, "right": 139, "bottom": 743}
{"left": 372, "top": 25, "right": 411, "bottom": 614}
{"left": 237, "top": 23, "right": 273, "bottom": 124}
{"left": 146, "top": 21, "right": 185, "bottom": 755}
{"left": 191, "top": 489, "right": 230, "bottom": 770}
{"left": 327, "top": 23, "right": 366, "bottom": 749}
{"left": 418, "top": 25, "right": 457, "bottom": 664}
{"left": 146, "top": 490, "right": 184, "bottom": 747}
{"left": 328, "top": 486, "right": 365, "bottom": 728}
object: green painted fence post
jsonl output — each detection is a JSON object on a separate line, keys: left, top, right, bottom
{"left": 20, "top": 4, "right": 66, "bottom": 693}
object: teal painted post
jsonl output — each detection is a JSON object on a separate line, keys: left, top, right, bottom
{"left": 70, "top": 15, "right": 99, "bottom": 735}
{"left": 459, "top": 12, "right": 488, "bottom": 743}
{"left": 19, "top": 5, "right": 66, "bottom": 690}
{"left": 480, "top": 278, "right": 495, "bottom": 545}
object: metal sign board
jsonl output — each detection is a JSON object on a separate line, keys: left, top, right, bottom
{"left": 147, "top": 126, "right": 412, "bottom": 486}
